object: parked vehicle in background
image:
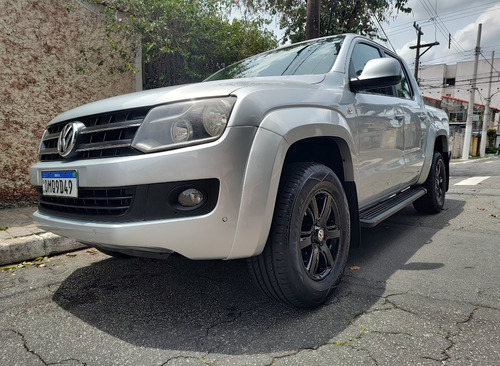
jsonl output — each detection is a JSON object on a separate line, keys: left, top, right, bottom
{"left": 30, "top": 34, "right": 450, "bottom": 308}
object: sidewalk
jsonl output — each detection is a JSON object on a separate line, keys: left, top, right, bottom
{"left": 0, "top": 206, "right": 85, "bottom": 266}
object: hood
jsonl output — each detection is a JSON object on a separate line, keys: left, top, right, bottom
{"left": 50, "top": 75, "right": 325, "bottom": 125}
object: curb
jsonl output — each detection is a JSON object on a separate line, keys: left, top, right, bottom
{"left": 0, "top": 232, "right": 86, "bottom": 266}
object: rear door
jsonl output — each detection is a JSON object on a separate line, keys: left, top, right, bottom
{"left": 384, "top": 52, "right": 429, "bottom": 185}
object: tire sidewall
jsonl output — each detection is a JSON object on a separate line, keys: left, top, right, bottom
{"left": 279, "top": 165, "right": 350, "bottom": 304}
{"left": 430, "top": 152, "right": 446, "bottom": 210}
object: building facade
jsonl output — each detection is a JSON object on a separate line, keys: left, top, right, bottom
{"left": 418, "top": 57, "right": 500, "bottom": 132}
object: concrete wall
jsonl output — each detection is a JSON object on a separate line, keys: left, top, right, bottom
{"left": 0, "top": 0, "right": 138, "bottom": 208}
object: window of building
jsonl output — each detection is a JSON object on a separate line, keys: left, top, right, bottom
{"left": 445, "top": 78, "right": 456, "bottom": 86}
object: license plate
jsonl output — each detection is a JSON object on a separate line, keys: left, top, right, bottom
{"left": 42, "top": 170, "right": 78, "bottom": 198}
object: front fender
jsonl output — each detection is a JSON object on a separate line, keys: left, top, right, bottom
{"left": 227, "top": 107, "right": 356, "bottom": 259}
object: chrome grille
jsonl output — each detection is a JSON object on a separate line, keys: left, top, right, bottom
{"left": 39, "top": 107, "right": 152, "bottom": 161}
{"left": 37, "top": 186, "right": 135, "bottom": 217}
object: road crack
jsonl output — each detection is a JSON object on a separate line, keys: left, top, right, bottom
{"left": 2, "top": 328, "right": 48, "bottom": 365}
{"left": 162, "top": 355, "right": 213, "bottom": 365}
{"left": 197, "top": 300, "right": 273, "bottom": 355}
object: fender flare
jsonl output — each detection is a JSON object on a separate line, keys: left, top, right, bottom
{"left": 227, "top": 106, "right": 357, "bottom": 259}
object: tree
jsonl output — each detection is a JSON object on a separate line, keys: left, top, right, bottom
{"left": 241, "top": 0, "right": 411, "bottom": 43}
{"left": 487, "top": 128, "right": 497, "bottom": 148}
{"left": 96, "top": 0, "right": 277, "bottom": 89}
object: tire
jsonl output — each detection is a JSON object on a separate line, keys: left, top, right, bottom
{"left": 413, "top": 152, "right": 446, "bottom": 214}
{"left": 248, "top": 162, "right": 351, "bottom": 308}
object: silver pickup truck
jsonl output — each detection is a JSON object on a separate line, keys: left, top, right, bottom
{"left": 30, "top": 34, "right": 450, "bottom": 308}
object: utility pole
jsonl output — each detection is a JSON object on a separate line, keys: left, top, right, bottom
{"left": 462, "top": 23, "right": 482, "bottom": 160}
{"left": 305, "top": 0, "right": 320, "bottom": 40}
{"left": 409, "top": 22, "right": 439, "bottom": 85}
{"left": 480, "top": 50, "right": 494, "bottom": 157}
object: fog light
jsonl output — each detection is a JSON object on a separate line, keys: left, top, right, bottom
{"left": 178, "top": 188, "right": 204, "bottom": 207}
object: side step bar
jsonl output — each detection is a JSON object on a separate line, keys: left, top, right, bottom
{"left": 359, "top": 187, "right": 427, "bottom": 228}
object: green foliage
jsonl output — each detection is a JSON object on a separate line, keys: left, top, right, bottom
{"left": 241, "top": 0, "right": 411, "bottom": 43}
{"left": 487, "top": 128, "right": 497, "bottom": 146}
{"left": 96, "top": 0, "right": 277, "bottom": 89}
{"left": 485, "top": 146, "right": 497, "bottom": 154}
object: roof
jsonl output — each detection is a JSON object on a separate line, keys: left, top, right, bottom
{"left": 423, "top": 95, "right": 441, "bottom": 102}
{"left": 441, "top": 95, "right": 499, "bottom": 111}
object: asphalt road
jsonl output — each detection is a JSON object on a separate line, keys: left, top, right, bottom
{"left": 1, "top": 157, "right": 499, "bottom": 366}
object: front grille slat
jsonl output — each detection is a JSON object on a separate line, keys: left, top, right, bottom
{"left": 76, "top": 139, "right": 133, "bottom": 152}
{"left": 80, "top": 119, "right": 142, "bottom": 135}
{"left": 38, "top": 107, "right": 151, "bottom": 161}
{"left": 37, "top": 187, "right": 135, "bottom": 217}
{"left": 42, "top": 132, "right": 60, "bottom": 142}
{"left": 40, "top": 147, "right": 59, "bottom": 155}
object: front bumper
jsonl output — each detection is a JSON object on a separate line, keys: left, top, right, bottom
{"left": 30, "top": 126, "right": 257, "bottom": 260}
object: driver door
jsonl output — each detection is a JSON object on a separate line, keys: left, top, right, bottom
{"left": 349, "top": 42, "right": 405, "bottom": 207}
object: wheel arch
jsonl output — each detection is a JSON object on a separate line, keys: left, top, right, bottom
{"left": 283, "top": 137, "right": 361, "bottom": 248}
{"left": 283, "top": 137, "right": 354, "bottom": 182}
{"left": 228, "top": 107, "right": 361, "bottom": 259}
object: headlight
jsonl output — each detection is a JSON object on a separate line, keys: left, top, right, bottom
{"left": 132, "top": 97, "right": 236, "bottom": 153}
{"left": 202, "top": 99, "right": 231, "bottom": 137}
{"left": 171, "top": 119, "right": 193, "bottom": 143}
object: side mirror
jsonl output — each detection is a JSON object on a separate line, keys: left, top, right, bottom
{"left": 350, "top": 58, "right": 402, "bottom": 92}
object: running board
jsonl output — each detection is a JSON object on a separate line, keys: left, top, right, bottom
{"left": 359, "top": 187, "right": 427, "bottom": 228}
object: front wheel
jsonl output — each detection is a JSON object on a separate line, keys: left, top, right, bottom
{"left": 413, "top": 152, "right": 446, "bottom": 213}
{"left": 248, "top": 163, "right": 351, "bottom": 308}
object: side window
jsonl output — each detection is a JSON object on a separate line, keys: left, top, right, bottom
{"left": 385, "top": 53, "right": 413, "bottom": 100}
{"left": 350, "top": 43, "right": 394, "bottom": 96}
{"left": 350, "top": 43, "right": 382, "bottom": 78}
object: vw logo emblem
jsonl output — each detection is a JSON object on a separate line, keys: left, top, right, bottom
{"left": 57, "top": 121, "right": 85, "bottom": 158}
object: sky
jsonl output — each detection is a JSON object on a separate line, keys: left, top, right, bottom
{"left": 375, "top": 0, "right": 500, "bottom": 68}
{"left": 246, "top": 0, "right": 500, "bottom": 68}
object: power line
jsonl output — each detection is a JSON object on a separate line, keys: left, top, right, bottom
{"left": 383, "top": 1, "right": 500, "bottom": 64}
{"left": 371, "top": 15, "right": 396, "bottom": 52}
{"left": 418, "top": 0, "right": 468, "bottom": 57}
{"left": 419, "top": 2, "right": 500, "bottom": 26}
{"left": 386, "top": 1, "right": 499, "bottom": 34}
{"left": 374, "top": 1, "right": 500, "bottom": 69}
{"left": 479, "top": 50, "right": 500, "bottom": 78}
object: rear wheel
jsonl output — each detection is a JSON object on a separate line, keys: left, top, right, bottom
{"left": 413, "top": 152, "right": 446, "bottom": 213}
{"left": 248, "top": 162, "right": 350, "bottom": 308}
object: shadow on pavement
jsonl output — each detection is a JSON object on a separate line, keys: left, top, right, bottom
{"left": 52, "top": 199, "right": 464, "bottom": 355}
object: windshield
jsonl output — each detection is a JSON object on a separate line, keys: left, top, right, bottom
{"left": 206, "top": 36, "right": 344, "bottom": 81}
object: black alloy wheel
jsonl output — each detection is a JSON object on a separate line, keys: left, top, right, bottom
{"left": 300, "top": 189, "right": 341, "bottom": 281}
{"left": 413, "top": 151, "right": 446, "bottom": 213}
{"left": 248, "top": 162, "right": 350, "bottom": 308}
